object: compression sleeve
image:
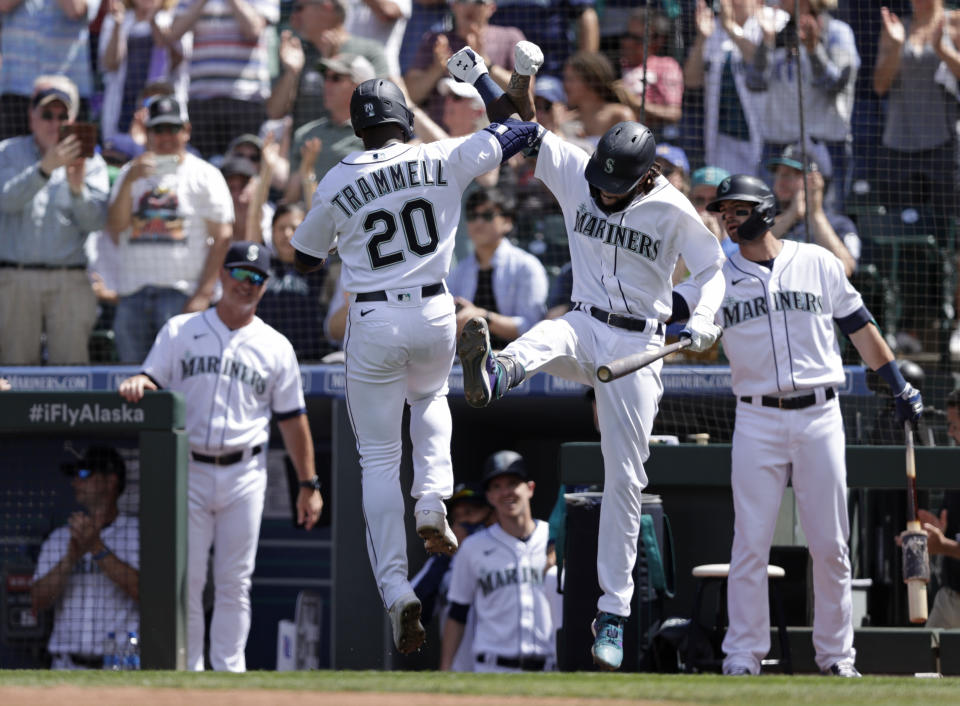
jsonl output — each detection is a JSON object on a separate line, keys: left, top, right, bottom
{"left": 834, "top": 305, "right": 872, "bottom": 336}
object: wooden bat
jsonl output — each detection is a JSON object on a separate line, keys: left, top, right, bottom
{"left": 597, "top": 339, "right": 692, "bottom": 383}
{"left": 903, "top": 421, "right": 930, "bottom": 623}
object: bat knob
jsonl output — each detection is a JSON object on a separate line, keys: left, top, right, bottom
{"left": 597, "top": 366, "right": 612, "bottom": 383}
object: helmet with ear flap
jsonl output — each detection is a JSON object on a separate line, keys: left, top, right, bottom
{"left": 707, "top": 174, "right": 776, "bottom": 241}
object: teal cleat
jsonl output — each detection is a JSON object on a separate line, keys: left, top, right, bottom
{"left": 590, "top": 611, "right": 625, "bottom": 671}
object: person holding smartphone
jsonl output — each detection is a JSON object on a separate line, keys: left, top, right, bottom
{"left": 0, "top": 76, "right": 109, "bottom": 365}
{"left": 105, "top": 95, "right": 235, "bottom": 363}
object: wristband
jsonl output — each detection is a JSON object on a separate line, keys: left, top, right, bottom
{"left": 876, "top": 360, "right": 907, "bottom": 396}
{"left": 92, "top": 548, "right": 112, "bottom": 561}
{"left": 299, "top": 475, "right": 322, "bottom": 492}
{"left": 38, "top": 165, "right": 51, "bottom": 180}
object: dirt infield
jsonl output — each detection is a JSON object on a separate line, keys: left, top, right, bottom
{"left": 0, "top": 686, "right": 680, "bottom": 706}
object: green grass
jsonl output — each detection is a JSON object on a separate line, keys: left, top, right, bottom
{"left": 0, "top": 671, "right": 958, "bottom": 704}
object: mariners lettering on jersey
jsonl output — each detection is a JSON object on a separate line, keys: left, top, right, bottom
{"left": 721, "top": 290, "right": 824, "bottom": 328}
{"left": 572, "top": 203, "right": 661, "bottom": 262}
{"left": 179, "top": 354, "right": 267, "bottom": 394}
{"left": 477, "top": 564, "right": 545, "bottom": 597}
{"left": 331, "top": 159, "right": 448, "bottom": 217}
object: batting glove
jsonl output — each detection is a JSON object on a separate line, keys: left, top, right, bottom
{"left": 514, "top": 41, "right": 544, "bottom": 76}
{"left": 894, "top": 383, "right": 923, "bottom": 426}
{"left": 680, "top": 314, "right": 722, "bottom": 353}
{"left": 447, "top": 47, "right": 488, "bottom": 85}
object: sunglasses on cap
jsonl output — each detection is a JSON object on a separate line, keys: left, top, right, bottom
{"left": 65, "top": 467, "right": 96, "bottom": 480}
{"left": 228, "top": 267, "right": 267, "bottom": 286}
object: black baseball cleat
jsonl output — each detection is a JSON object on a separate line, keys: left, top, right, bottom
{"left": 458, "top": 317, "right": 500, "bottom": 408}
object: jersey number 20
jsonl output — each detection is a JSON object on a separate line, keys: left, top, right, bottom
{"left": 364, "top": 198, "right": 440, "bottom": 269}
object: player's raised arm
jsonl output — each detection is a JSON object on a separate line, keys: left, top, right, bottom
{"left": 447, "top": 41, "right": 543, "bottom": 123}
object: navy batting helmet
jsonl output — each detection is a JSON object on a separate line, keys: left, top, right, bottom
{"left": 350, "top": 78, "right": 414, "bottom": 141}
{"left": 584, "top": 121, "right": 657, "bottom": 195}
{"left": 706, "top": 174, "right": 776, "bottom": 241}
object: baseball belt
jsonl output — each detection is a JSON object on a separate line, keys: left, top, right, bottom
{"left": 476, "top": 653, "right": 547, "bottom": 671}
{"left": 0, "top": 261, "right": 86, "bottom": 270}
{"left": 577, "top": 303, "right": 664, "bottom": 335}
{"left": 355, "top": 282, "right": 445, "bottom": 302}
{"left": 740, "top": 387, "right": 836, "bottom": 410}
{"left": 191, "top": 444, "right": 263, "bottom": 466}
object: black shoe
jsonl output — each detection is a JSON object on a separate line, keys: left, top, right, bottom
{"left": 823, "top": 661, "right": 861, "bottom": 678}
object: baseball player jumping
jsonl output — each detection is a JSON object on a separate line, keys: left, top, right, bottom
{"left": 676, "top": 175, "right": 924, "bottom": 677}
{"left": 448, "top": 41, "right": 725, "bottom": 670}
{"left": 291, "top": 78, "right": 546, "bottom": 654}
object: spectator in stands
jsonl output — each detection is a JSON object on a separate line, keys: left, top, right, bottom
{"left": 545, "top": 261, "right": 573, "bottom": 320}
{"left": 0, "top": 78, "right": 109, "bottom": 365}
{"left": 873, "top": 2, "right": 959, "bottom": 234}
{"left": 399, "top": 0, "right": 448, "bottom": 75}
{"left": 689, "top": 166, "right": 734, "bottom": 254}
{"left": 221, "top": 155, "right": 274, "bottom": 243}
{"left": 343, "top": 0, "right": 411, "bottom": 78}
{"left": 164, "top": 0, "right": 280, "bottom": 158}
{"left": 124, "top": 79, "right": 177, "bottom": 151}
{"left": 533, "top": 74, "right": 569, "bottom": 136}
{"left": 916, "top": 389, "right": 960, "bottom": 629}
{"left": 655, "top": 143, "right": 690, "bottom": 196}
{"left": 488, "top": 0, "right": 599, "bottom": 78}
{"left": 448, "top": 186, "right": 548, "bottom": 348}
{"left": 412, "top": 481, "right": 494, "bottom": 672}
{"left": 405, "top": 0, "right": 524, "bottom": 129}
{"left": 268, "top": 0, "right": 389, "bottom": 133}
{"left": 613, "top": 7, "right": 682, "bottom": 139}
{"left": 32, "top": 446, "right": 138, "bottom": 671}
{"left": 0, "top": 0, "right": 99, "bottom": 139}
{"left": 767, "top": 143, "right": 858, "bottom": 277}
{"left": 285, "top": 54, "right": 373, "bottom": 203}
{"left": 751, "top": 0, "right": 859, "bottom": 211}
{"left": 683, "top": 0, "right": 771, "bottom": 179}
{"left": 98, "top": 0, "right": 188, "bottom": 142}
{"left": 105, "top": 95, "right": 234, "bottom": 363}
{"left": 440, "top": 450, "right": 555, "bottom": 672}
{"left": 255, "top": 204, "right": 333, "bottom": 362}
{"left": 562, "top": 51, "right": 634, "bottom": 145}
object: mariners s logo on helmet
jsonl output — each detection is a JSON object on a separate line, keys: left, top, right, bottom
{"left": 604, "top": 158, "right": 615, "bottom": 174}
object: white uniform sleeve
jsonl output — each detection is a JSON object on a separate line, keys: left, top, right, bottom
{"left": 271, "top": 338, "right": 307, "bottom": 415}
{"left": 32, "top": 529, "right": 65, "bottom": 582}
{"left": 825, "top": 250, "right": 863, "bottom": 319}
{"left": 446, "top": 539, "right": 477, "bottom": 606}
{"left": 534, "top": 131, "right": 589, "bottom": 205}
{"left": 141, "top": 319, "right": 177, "bottom": 386}
{"left": 677, "top": 209, "right": 726, "bottom": 319}
{"left": 292, "top": 192, "right": 337, "bottom": 260}
{"left": 447, "top": 131, "right": 503, "bottom": 186}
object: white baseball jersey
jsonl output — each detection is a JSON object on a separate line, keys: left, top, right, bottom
{"left": 141, "top": 308, "right": 306, "bottom": 454}
{"left": 447, "top": 521, "right": 554, "bottom": 662}
{"left": 292, "top": 132, "right": 502, "bottom": 294}
{"left": 534, "top": 131, "right": 725, "bottom": 322}
{"left": 713, "top": 240, "right": 862, "bottom": 397}
{"left": 34, "top": 515, "right": 139, "bottom": 657}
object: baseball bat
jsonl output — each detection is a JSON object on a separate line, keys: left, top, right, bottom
{"left": 902, "top": 421, "right": 930, "bottom": 623}
{"left": 597, "top": 338, "right": 692, "bottom": 383}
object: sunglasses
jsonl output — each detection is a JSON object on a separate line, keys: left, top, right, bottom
{"left": 40, "top": 110, "right": 68, "bottom": 122}
{"left": 325, "top": 72, "right": 349, "bottom": 83}
{"left": 67, "top": 467, "right": 96, "bottom": 479}
{"left": 149, "top": 124, "right": 182, "bottom": 135}
{"left": 467, "top": 210, "right": 498, "bottom": 222}
{"left": 234, "top": 150, "right": 260, "bottom": 163}
{"left": 229, "top": 267, "right": 267, "bottom": 286}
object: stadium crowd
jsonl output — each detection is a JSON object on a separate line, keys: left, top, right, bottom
{"left": 0, "top": 0, "right": 957, "bottom": 366}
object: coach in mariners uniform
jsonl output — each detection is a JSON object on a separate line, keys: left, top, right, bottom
{"left": 441, "top": 450, "right": 555, "bottom": 672}
{"left": 118, "top": 241, "right": 323, "bottom": 672}
{"left": 677, "top": 174, "right": 923, "bottom": 678}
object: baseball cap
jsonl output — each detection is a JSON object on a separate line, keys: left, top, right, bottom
{"left": 32, "top": 87, "right": 73, "bottom": 112}
{"left": 481, "top": 450, "right": 528, "bottom": 489}
{"left": 319, "top": 54, "right": 376, "bottom": 84}
{"left": 766, "top": 143, "right": 819, "bottom": 173}
{"left": 449, "top": 481, "right": 489, "bottom": 509}
{"left": 227, "top": 133, "right": 263, "bottom": 156}
{"left": 437, "top": 78, "right": 484, "bottom": 109}
{"left": 220, "top": 155, "right": 259, "bottom": 180}
{"left": 61, "top": 446, "right": 127, "bottom": 493}
{"left": 655, "top": 143, "right": 689, "bottom": 174}
{"left": 534, "top": 75, "right": 566, "bottom": 105}
{"left": 691, "top": 166, "right": 730, "bottom": 188}
{"left": 224, "top": 241, "right": 272, "bottom": 275}
{"left": 145, "top": 95, "right": 187, "bottom": 128}
{"left": 102, "top": 134, "right": 144, "bottom": 163}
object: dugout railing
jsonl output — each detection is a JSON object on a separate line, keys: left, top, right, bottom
{"left": 0, "top": 391, "right": 188, "bottom": 670}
